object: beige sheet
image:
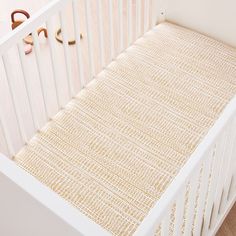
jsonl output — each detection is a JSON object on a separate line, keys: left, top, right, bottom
{"left": 14, "top": 22, "right": 236, "bottom": 235}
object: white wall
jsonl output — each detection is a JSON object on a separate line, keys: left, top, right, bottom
{"left": 165, "top": 0, "right": 236, "bottom": 48}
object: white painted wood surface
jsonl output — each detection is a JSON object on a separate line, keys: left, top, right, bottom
{"left": 165, "top": 0, "right": 236, "bottom": 48}
{"left": 0, "top": 0, "right": 235, "bottom": 235}
{"left": 0, "top": 154, "right": 110, "bottom": 236}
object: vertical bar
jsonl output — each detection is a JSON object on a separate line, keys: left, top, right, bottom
{"left": 193, "top": 155, "right": 212, "bottom": 236}
{"left": 159, "top": 0, "right": 166, "bottom": 23}
{"left": 220, "top": 118, "right": 236, "bottom": 210}
{"left": 144, "top": 0, "right": 147, "bottom": 33}
{"left": 227, "top": 176, "right": 234, "bottom": 200}
{"left": 160, "top": 207, "right": 171, "bottom": 236}
{"left": 173, "top": 188, "right": 186, "bottom": 236}
{"left": 72, "top": 0, "right": 85, "bottom": 88}
{"left": 146, "top": 0, "right": 150, "bottom": 31}
{"left": 151, "top": 0, "right": 157, "bottom": 27}
{"left": 97, "top": 0, "right": 105, "bottom": 68}
{"left": 85, "top": 0, "right": 95, "bottom": 80}
{"left": 231, "top": 161, "right": 236, "bottom": 199}
{"left": 144, "top": 0, "right": 149, "bottom": 33}
{"left": 119, "top": 0, "right": 124, "bottom": 52}
{"left": 17, "top": 41, "right": 39, "bottom": 130}
{"left": 210, "top": 126, "right": 231, "bottom": 226}
{"left": 231, "top": 142, "right": 236, "bottom": 195}
{"left": 127, "top": 0, "right": 132, "bottom": 46}
{"left": 203, "top": 138, "right": 225, "bottom": 234}
{"left": 136, "top": 0, "right": 141, "bottom": 38}
{"left": 0, "top": 105, "right": 14, "bottom": 157}
{"left": 183, "top": 168, "right": 200, "bottom": 236}
{"left": 108, "top": 0, "right": 114, "bottom": 59}
{"left": 59, "top": 10, "right": 74, "bottom": 97}
{"left": 46, "top": 19, "right": 61, "bottom": 108}
{"left": 32, "top": 31, "right": 49, "bottom": 119}
{"left": 1, "top": 55, "right": 27, "bottom": 143}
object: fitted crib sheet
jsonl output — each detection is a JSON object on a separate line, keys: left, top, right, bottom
{"left": 14, "top": 22, "right": 236, "bottom": 235}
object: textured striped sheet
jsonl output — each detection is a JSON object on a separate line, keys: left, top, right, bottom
{"left": 14, "top": 22, "right": 236, "bottom": 235}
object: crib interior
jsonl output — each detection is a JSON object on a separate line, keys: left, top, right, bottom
{"left": 0, "top": 0, "right": 159, "bottom": 158}
{"left": 0, "top": 0, "right": 236, "bottom": 236}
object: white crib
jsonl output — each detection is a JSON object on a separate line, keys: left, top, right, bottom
{"left": 0, "top": 0, "right": 236, "bottom": 235}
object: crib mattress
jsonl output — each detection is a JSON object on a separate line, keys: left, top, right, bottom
{"left": 14, "top": 22, "right": 236, "bottom": 235}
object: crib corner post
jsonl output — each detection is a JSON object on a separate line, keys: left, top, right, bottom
{"left": 156, "top": 0, "right": 167, "bottom": 24}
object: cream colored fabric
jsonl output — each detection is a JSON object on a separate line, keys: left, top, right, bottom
{"left": 14, "top": 22, "right": 236, "bottom": 235}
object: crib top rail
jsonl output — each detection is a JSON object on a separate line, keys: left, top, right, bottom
{"left": 0, "top": 0, "right": 70, "bottom": 56}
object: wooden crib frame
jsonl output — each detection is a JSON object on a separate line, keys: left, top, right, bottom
{"left": 0, "top": 0, "right": 235, "bottom": 235}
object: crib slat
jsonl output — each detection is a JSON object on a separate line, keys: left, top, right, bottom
{"left": 144, "top": 0, "right": 149, "bottom": 33}
{"left": 119, "top": 0, "right": 124, "bottom": 52}
{"left": 17, "top": 41, "right": 39, "bottom": 130}
{"left": 127, "top": 0, "right": 132, "bottom": 46}
{"left": 0, "top": 100, "right": 14, "bottom": 157}
{"left": 46, "top": 19, "right": 60, "bottom": 109}
{"left": 202, "top": 137, "right": 225, "bottom": 234}
{"left": 210, "top": 126, "right": 231, "bottom": 226}
{"left": 231, "top": 158, "right": 236, "bottom": 198}
{"left": 230, "top": 144, "right": 236, "bottom": 196}
{"left": 59, "top": 10, "right": 74, "bottom": 97}
{"left": 1, "top": 55, "right": 27, "bottom": 143}
{"left": 150, "top": 0, "right": 153, "bottom": 28}
{"left": 173, "top": 188, "right": 186, "bottom": 236}
{"left": 97, "top": 0, "right": 105, "bottom": 68}
{"left": 108, "top": 0, "right": 114, "bottom": 60}
{"left": 32, "top": 31, "right": 49, "bottom": 120}
{"left": 193, "top": 154, "right": 212, "bottom": 236}
{"left": 160, "top": 207, "right": 171, "bottom": 236}
{"left": 183, "top": 169, "right": 200, "bottom": 236}
{"left": 136, "top": 0, "right": 141, "bottom": 38}
{"left": 220, "top": 118, "right": 236, "bottom": 210}
{"left": 151, "top": 0, "right": 157, "bottom": 27}
{"left": 85, "top": 0, "right": 95, "bottom": 81}
{"left": 144, "top": 0, "right": 147, "bottom": 33}
{"left": 72, "top": 0, "right": 85, "bottom": 88}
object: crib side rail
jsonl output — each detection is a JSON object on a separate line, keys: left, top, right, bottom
{"left": 0, "top": 153, "right": 110, "bottom": 236}
{"left": 135, "top": 96, "right": 236, "bottom": 235}
{"left": 0, "top": 0, "right": 68, "bottom": 55}
{"left": 0, "top": 0, "right": 159, "bottom": 158}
